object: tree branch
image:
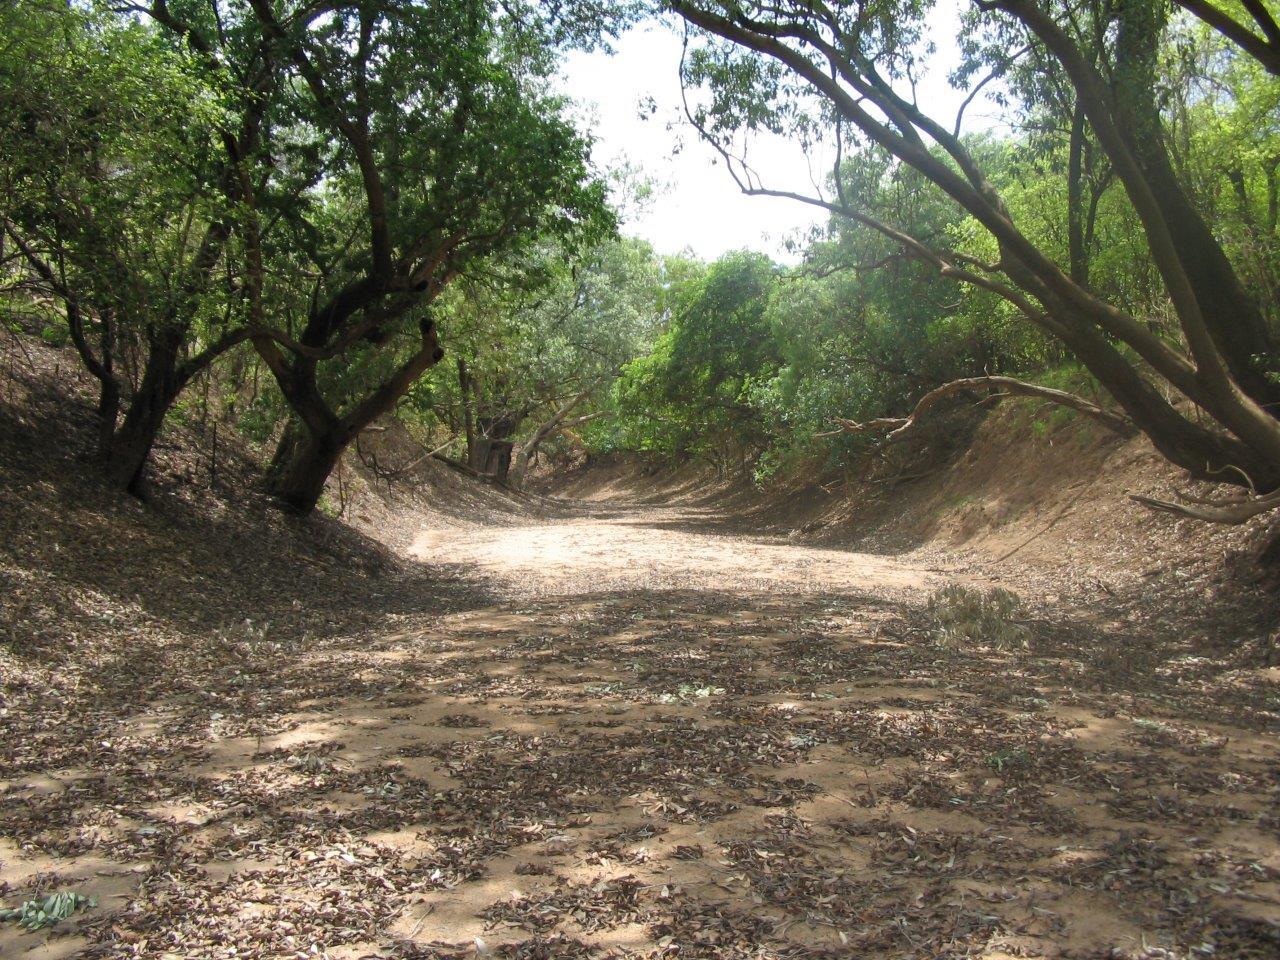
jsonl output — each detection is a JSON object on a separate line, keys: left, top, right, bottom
{"left": 1131, "top": 486, "right": 1280, "bottom": 523}
{"left": 828, "top": 375, "right": 1135, "bottom": 440}
{"left": 1174, "top": 0, "right": 1280, "bottom": 76}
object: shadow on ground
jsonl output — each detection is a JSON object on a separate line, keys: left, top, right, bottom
{"left": 2, "top": 350, "right": 1278, "bottom": 959}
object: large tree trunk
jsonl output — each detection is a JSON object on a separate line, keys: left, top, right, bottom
{"left": 1114, "top": 0, "right": 1280, "bottom": 410}
{"left": 101, "top": 329, "right": 184, "bottom": 495}
{"left": 468, "top": 437, "right": 515, "bottom": 484}
{"left": 261, "top": 321, "right": 445, "bottom": 514}
{"left": 268, "top": 428, "right": 350, "bottom": 514}
{"left": 1057, "top": 313, "right": 1280, "bottom": 487}
{"left": 467, "top": 407, "right": 526, "bottom": 484}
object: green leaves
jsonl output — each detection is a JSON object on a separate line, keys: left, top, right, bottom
{"left": 0, "top": 891, "right": 97, "bottom": 931}
{"left": 612, "top": 250, "right": 780, "bottom": 461}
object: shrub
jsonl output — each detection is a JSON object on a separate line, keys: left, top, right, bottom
{"left": 924, "top": 584, "right": 1029, "bottom": 650}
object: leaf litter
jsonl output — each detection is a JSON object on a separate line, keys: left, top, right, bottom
{"left": 2, "top": 356, "right": 1279, "bottom": 958}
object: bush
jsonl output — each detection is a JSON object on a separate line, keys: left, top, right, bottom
{"left": 924, "top": 584, "right": 1029, "bottom": 649}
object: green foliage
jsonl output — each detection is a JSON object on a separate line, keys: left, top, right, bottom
{"left": 0, "top": 0, "right": 231, "bottom": 356}
{"left": 612, "top": 250, "right": 780, "bottom": 465}
{"left": 0, "top": 891, "right": 96, "bottom": 930}
{"left": 7, "top": 0, "right": 1280, "bottom": 507}
{"left": 606, "top": 152, "right": 1048, "bottom": 478}
{"left": 239, "top": 0, "right": 619, "bottom": 485}
{"left": 416, "top": 235, "right": 665, "bottom": 461}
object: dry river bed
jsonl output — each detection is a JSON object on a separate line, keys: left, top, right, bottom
{"left": 2, "top": 506, "right": 1278, "bottom": 959}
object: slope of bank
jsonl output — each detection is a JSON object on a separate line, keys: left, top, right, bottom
{"left": 543, "top": 404, "right": 1280, "bottom": 652}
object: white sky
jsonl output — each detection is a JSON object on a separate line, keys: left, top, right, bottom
{"left": 556, "top": 2, "right": 997, "bottom": 263}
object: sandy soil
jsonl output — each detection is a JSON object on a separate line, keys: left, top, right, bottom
{"left": 409, "top": 505, "right": 942, "bottom": 598}
{"left": 3, "top": 493, "right": 1278, "bottom": 959}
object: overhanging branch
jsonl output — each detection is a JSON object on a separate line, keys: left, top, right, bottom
{"left": 826, "top": 375, "right": 1135, "bottom": 441}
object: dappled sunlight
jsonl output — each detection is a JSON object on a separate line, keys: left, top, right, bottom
{"left": 4, "top": 508, "right": 1278, "bottom": 957}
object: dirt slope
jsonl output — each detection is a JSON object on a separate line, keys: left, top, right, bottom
{"left": 546, "top": 406, "right": 1280, "bottom": 652}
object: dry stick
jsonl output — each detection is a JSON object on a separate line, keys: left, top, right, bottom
{"left": 358, "top": 432, "right": 460, "bottom": 483}
{"left": 827, "top": 376, "right": 1134, "bottom": 441}
{"left": 390, "top": 434, "right": 461, "bottom": 477}
{"left": 337, "top": 458, "right": 348, "bottom": 516}
{"left": 210, "top": 422, "right": 218, "bottom": 488}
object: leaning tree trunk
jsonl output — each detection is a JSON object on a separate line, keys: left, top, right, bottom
{"left": 267, "top": 428, "right": 351, "bottom": 514}
{"left": 99, "top": 323, "right": 250, "bottom": 496}
{"left": 1114, "top": 0, "right": 1280, "bottom": 410}
{"left": 101, "top": 329, "right": 184, "bottom": 495}
{"left": 508, "top": 402, "right": 602, "bottom": 489}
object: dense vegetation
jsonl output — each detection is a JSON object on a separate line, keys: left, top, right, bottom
{"left": 2, "top": 0, "right": 1279, "bottom": 532}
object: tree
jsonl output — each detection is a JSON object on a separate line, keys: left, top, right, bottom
{"left": 669, "top": 0, "right": 1280, "bottom": 519}
{"left": 0, "top": 1, "right": 255, "bottom": 492}
{"left": 614, "top": 250, "right": 780, "bottom": 471}
{"left": 428, "top": 237, "right": 664, "bottom": 485}
{"left": 181, "top": 0, "right": 616, "bottom": 513}
{"left": 1175, "top": 0, "right": 1280, "bottom": 75}
{"left": 754, "top": 151, "right": 1038, "bottom": 478}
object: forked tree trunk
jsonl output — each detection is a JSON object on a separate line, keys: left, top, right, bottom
{"left": 98, "top": 325, "right": 249, "bottom": 496}
{"left": 268, "top": 428, "right": 350, "bottom": 514}
{"left": 509, "top": 408, "right": 603, "bottom": 489}
{"left": 260, "top": 322, "right": 445, "bottom": 514}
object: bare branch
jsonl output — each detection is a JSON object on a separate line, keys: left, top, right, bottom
{"left": 827, "top": 375, "right": 1135, "bottom": 440}
{"left": 1131, "top": 487, "right": 1280, "bottom": 523}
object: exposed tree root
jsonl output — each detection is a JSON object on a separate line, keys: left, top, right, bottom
{"left": 1130, "top": 486, "right": 1280, "bottom": 524}
{"left": 827, "top": 375, "right": 1136, "bottom": 441}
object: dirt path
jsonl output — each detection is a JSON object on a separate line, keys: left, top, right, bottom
{"left": 2, "top": 502, "right": 1278, "bottom": 959}
{"left": 409, "top": 505, "right": 941, "bottom": 598}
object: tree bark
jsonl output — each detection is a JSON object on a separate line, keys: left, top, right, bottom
{"left": 469, "top": 437, "right": 515, "bottom": 484}
{"left": 509, "top": 403, "right": 603, "bottom": 489}
{"left": 263, "top": 320, "right": 445, "bottom": 513}
{"left": 467, "top": 405, "right": 527, "bottom": 483}
{"left": 100, "top": 328, "right": 185, "bottom": 494}
{"left": 1066, "top": 101, "right": 1091, "bottom": 288}
{"left": 268, "top": 428, "right": 350, "bottom": 514}
{"left": 1113, "top": 0, "right": 1280, "bottom": 410}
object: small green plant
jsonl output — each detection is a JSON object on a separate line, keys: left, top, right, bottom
{"left": 925, "top": 584, "right": 1030, "bottom": 649}
{"left": 0, "top": 891, "right": 96, "bottom": 930}
{"left": 39, "top": 323, "right": 68, "bottom": 347}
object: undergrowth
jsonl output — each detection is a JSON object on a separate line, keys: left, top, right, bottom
{"left": 925, "top": 584, "right": 1030, "bottom": 649}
